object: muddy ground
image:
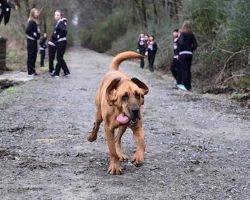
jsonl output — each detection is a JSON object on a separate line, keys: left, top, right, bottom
{"left": 0, "top": 48, "right": 250, "bottom": 200}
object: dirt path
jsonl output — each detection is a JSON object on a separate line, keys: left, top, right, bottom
{"left": 0, "top": 48, "right": 250, "bottom": 200}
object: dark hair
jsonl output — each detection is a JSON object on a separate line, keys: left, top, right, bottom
{"left": 173, "top": 29, "right": 179, "bottom": 32}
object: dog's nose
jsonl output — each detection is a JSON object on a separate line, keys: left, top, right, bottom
{"left": 131, "top": 105, "right": 139, "bottom": 113}
{"left": 131, "top": 105, "right": 139, "bottom": 120}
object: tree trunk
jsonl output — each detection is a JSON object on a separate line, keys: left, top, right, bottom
{"left": 152, "top": 0, "right": 158, "bottom": 24}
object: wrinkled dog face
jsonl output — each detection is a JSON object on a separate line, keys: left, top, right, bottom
{"left": 106, "top": 77, "right": 148, "bottom": 125}
{"left": 119, "top": 82, "right": 143, "bottom": 123}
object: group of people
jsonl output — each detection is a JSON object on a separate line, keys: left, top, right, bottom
{"left": 137, "top": 33, "right": 158, "bottom": 72}
{"left": 137, "top": 20, "right": 197, "bottom": 91}
{"left": 170, "top": 20, "right": 198, "bottom": 91}
{"left": 25, "top": 8, "right": 70, "bottom": 77}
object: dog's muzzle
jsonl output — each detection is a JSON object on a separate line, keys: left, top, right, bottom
{"left": 130, "top": 106, "right": 139, "bottom": 126}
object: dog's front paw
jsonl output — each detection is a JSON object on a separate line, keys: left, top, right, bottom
{"left": 118, "top": 153, "right": 128, "bottom": 161}
{"left": 108, "top": 162, "right": 122, "bottom": 175}
{"left": 87, "top": 132, "right": 97, "bottom": 142}
{"left": 116, "top": 149, "right": 128, "bottom": 161}
{"left": 131, "top": 152, "right": 144, "bottom": 167}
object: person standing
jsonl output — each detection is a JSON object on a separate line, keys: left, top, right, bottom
{"left": 147, "top": 35, "right": 158, "bottom": 72}
{"left": 137, "top": 33, "right": 147, "bottom": 69}
{"left": 39, "top": 32, "right": 47, "bottom": 67}
{"left": 170, "top": 29, "right": 180, "bottom": 86}
{"left": 25, "top": 8, "right": 40, "bottom": 76}
{"left": 177, "top": 20, "right": 198, "bottom": 91}
{"left": 51, "top": 10, "right": 70, "bottom": 77}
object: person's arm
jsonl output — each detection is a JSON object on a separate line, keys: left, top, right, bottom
{"left": 25, "top": 21, "right": 33, "bottom": 36}
{"left": 192, "top": 34, "right": 198, "bottom": 51}
{"left": 177, "top": 33, "right": 184, "bottom": 54}
{"left": 137, "top": 40, "right": 140, "bottom": 51}
{"left": 153, "top": 42, "right": 158, "bottom": 53}
{"left": 39, "top": 37, "right": 43, "bottom": 46}
{"left": 56, "top": 20, "right": 67, "bottom": 35}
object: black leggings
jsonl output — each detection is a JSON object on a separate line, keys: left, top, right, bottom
{"left": 40, "top": 49, "right": 45, "bottom": 67}
{"left": 148, "top": 52, "right": 156, "bottom": 72}
{"left": 48, "top": 44, "right": 57, "bottom": 73}
{"left": 27, "top": 39, "right": 37, "bottom": 75}
{"left": 170, "top": 58, "right": 180, "bottom": 84}
{"left": 139, "top": 49, "right": 145, "bottom": 68}
{"left": 54, "top": 40, "right": 70, "bottom": 76}
{"left": 178, "top": 54, "right": 192, "bottom": 90}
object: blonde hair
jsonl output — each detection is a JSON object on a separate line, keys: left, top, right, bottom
{"left": 28, "top": 8, "right": 39, "bottom": 24}
{"left": 181, "top": 20, "right": 192, "bottom": 34}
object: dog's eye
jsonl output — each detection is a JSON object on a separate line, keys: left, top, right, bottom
{"left": 122, "top": 93, "right": 129, "bottom": 101}
{"left": 135, "top": 92, "right": 140, "bottom": 100}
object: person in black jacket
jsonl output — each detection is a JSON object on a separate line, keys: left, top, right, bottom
{"left": 51, "top": 10, "right": 70, "bottom": 77}
{"left": 25, "top": 8, "right": 40, "bottom": 75}
{"left": 147, "top": 35, "right": 158, "bottom": 72}
{"left": 39, "top": 32, "right": 47, "bottom": 67}
{"left": 177, "top": 20, "right": 198, "bottom": 91}
{"left": 137, "top": 33, "right": 147, "bottom": 69}
{"left": 170, "top": 29, "right": 180, "bottom": 86}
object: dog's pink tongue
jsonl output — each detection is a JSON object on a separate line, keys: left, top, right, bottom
{"left": 116, "top": 114, "right": 129, "bottom": 124}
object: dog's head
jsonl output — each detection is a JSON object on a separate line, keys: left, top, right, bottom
{"left": 106, "top": 77, "right": 148, "bottom": 126}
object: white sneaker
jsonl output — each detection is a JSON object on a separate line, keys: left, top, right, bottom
{"left": 177, "top": 84, "right": 188, "bottom": 91}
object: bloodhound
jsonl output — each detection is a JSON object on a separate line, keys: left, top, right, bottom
{"left": 87, "top": 51, "right": 149, "bottom": 175}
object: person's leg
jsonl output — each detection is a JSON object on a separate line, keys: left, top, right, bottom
{"left": 48, "top": 45, "right": 56, "bottom": 73}
{"left": 148, "top": 53, "right": 153, "bottom": 72}
{"left": 149, "top": 53, "right": 155, "bottom": 72}
{"left": 185, "top": 55, "right": 193, "bottom": 90}
{"left": 178, "top": 55, "right": 185, "bottom": 85}
{"left": 40, "top": 50, "right": 45, "bottom": 67}
{"left": 60, "top": 41, "right": 70, "bottom": 75}
{"left": 181, "top": 55, "right": 192, "bottom": 90}
{"left": 32, "top": 42, "right": 38, "bottom": 73}
{"left": 27, "top": 39, "right": 36, "bottom": 75}
{"left": 171, "top": 58, "right": 179, "bottom": 83}
{"left": 139, "top": 50, "right": 145, "bottom": 69}
{"left": 54, "top": 41, "right": 66, "bottom": 76}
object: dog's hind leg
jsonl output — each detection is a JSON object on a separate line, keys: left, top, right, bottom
{"left": 115, "top": 126, "right": 128, "bottom": 161}
{"left": 87, "top": 110, "right": 103, "bottom": 142}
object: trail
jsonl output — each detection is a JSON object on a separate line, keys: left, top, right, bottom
{"left": 0, "top": 48, "right": 249, "bottom": 200}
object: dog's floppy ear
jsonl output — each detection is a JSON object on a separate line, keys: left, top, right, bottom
{"left": 131, "top": 78, "right": 149, "bottom": 95}
{"left": 106, "top": 77, "right": 121, "bottom": 106}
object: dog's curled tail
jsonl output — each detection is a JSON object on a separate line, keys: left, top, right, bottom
{"left": 110, "top": 51, "right": 143, "bottom": 70}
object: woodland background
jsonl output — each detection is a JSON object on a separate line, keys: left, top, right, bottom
{"left": 1, "top": 0, "right": 250, "bottom": 92}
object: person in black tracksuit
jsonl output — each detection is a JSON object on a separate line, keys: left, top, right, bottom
{"left": 177, "top": 21, "right": 198, "bottom": 91}
{"left": 147, "top": 35, "right": 158, "bottom": 72}
{"left": 39, "top": 33, "right": 47, "bottom": 67}
{"left": 25, "top": 8, "right": 40, "bottom": 75}
{"left": 137, "top": 33, "right": 147, "bottom": 69}
{"left": 170, "top": 29, "right": 180, "bottom": 85}
{"left": 51, "top": 10, "right": 70, "bottom": 77}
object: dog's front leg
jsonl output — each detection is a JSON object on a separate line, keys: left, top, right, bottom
{"left": 105, "top": 125, "right": 122, "bottom": 175}
{"left": 132, "top": 127, "right": 146, "bottom": 166}
{"left": 115, "top": 126, "right": 128, "bottom": 161}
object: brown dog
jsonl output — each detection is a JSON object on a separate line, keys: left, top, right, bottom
{"left": 87, "top": 51, "right": 149, "bottom": 175}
